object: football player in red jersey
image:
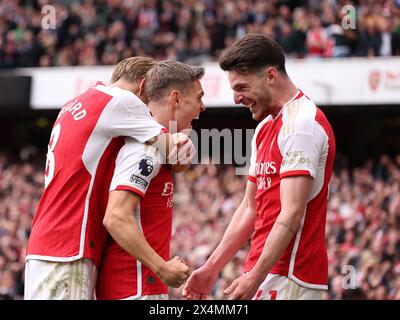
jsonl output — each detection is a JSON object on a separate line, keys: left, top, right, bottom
{"left": 183, "top": 34, "right": 336, "bottom": 300}
{"left": 96, "top": 61, "right": 205, "bottom": 300}
{"left": 24, "top": 57, "right": 195, "bottom": 300}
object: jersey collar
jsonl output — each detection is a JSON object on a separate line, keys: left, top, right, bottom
{"left": 273, "top": 89, "right": 302, "bottom": 121}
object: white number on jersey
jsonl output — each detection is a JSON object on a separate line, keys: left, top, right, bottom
{"left": 44, "top": 123, "right": 61, "bottom": 188}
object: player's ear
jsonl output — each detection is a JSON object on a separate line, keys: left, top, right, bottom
{"left": 138, "top": 78, "right": 148, "bottom": 104}
{"left": 265, "top": 67, "right": 277, "bottom": 85}
{"left": 170, "top": 89, "right": 181, "bottom": 109}
{"left": 138, "top": 78, "right": 145, "bottom": 95}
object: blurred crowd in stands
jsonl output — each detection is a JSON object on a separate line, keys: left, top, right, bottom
{"left": 1, "top": 0, "right": 400, "bottom": 68}
{"left": 1, "top": 146, "right": 400, "bottom": 300}
{"left": 0, "top": 148, "right": 43, "bottom": 299}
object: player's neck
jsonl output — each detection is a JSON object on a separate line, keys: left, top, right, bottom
{"left": 271, "top": 79, "right": 298, "bottom": 117}
{"left": 147, "top": 101, "right": 172, "bottom": 130}
{"left": 109, "top": 79, "right": 140, "bottom": 97}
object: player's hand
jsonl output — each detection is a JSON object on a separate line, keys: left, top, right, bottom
{"left": 182, "top": 265, "right": 218, "bottom": 300}
{"left": 168, "top": 131, "right": 195, "bottom": 165}
{"left": 224, "top": 273, "right": 262, "bottom": 300}
{"left": 158, "top": 256, "right": 190, "bottom": 288}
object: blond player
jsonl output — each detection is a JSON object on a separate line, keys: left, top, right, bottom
{"left": 24, "top": 57, "right": 194, "bottom": 300}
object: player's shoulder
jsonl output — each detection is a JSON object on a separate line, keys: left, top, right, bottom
{"left": 120, "top": 137, "right": 161, "bottom": 162}
{"left": 94, "top": 85, "right": 145, "bottom": 109}
{"left": 254, "top": 115, "right": 272, "bottom": 137}
{"left": 119, "top": 137, "right": 150, "bottom": 162}
{"left": 281, "top": 92, "right": 319, "bottom": 135}
{"left": 117, "top": 137, "right": 163, "bottom": 176}
{"left": 251, "top": 115, "right": 272, "bottom": 151}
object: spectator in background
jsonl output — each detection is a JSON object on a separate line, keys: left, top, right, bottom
{"left": 306, "top": 14, "right": 329, "bottom": 57}
{"left": 377, "top": 16, "right": 394, "bottom": 57}
{"left": 324, "top": 4, "right": 357, "bottom": 58}
{"left": 276, "top": 17, "right": 307, "bottom": 58}
{"left": 288, "top": 7, "right": 308, "bottom": 58}
{"left": 0, "top": 151, "right": 44, "bottom": 300}
{"left": 357, "top": 15, "right": 382, "bottom": 57}
{"left": 2, "top": 0, "right": 400, "bottom": 68}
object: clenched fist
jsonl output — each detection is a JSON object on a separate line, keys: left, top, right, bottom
{"left": 157, "top": 256, "right": 190, "bottom": 288}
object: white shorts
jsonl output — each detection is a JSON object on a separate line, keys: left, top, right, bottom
{"left": 121, "top": 294, "right": 169, "bottom": 300}
{"left": 24, "top": 258, "right": 97, "bottom": 300}
{"left": 253, "top": 274, "right": 324, "bottom": 300}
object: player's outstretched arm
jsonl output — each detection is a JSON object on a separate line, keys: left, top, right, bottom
{"left": 182, "top": 181, "right": 257, "bottom": 299}
{"left": 225, "top": 175, "right": 313, "bottom": 300}
{"left": 103, "top": 190, "right": 189, "bottom": 288}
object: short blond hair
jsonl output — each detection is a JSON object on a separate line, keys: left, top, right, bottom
{"left": 111, "top": 56, "right": 157, "bottom": 83}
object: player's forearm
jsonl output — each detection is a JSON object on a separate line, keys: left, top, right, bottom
{"left": 205, "top": 203, "right": 255, "bottom": 273}
{"left": 249, "top": 209, "right": 303, "bottom": 281}
{"left": 104, "top": 208, "right": 165, "bottom": 276}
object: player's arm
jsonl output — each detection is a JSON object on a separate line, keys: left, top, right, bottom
{"left": 103, "top": 190, "right": 163, "bottom": 275}
{"left": 148, "top": 131, "right": 195, "bottom": 172}
{"left": 104, "top": 138, "right": 189, "bottom": 287}
{"left": 103, "top": 190, "right": 189, "bottom": 288}
{"left": 105, "top": 97, "right": 195, "bottom": 169}
{"left": 225, "top": 175, "right": 313, "bottom": 300}
{"left": 252, "top": 175, "right": 312, "bottom": 275}
{"left": 183, "top": 180, "right": 256, "bottom": 299}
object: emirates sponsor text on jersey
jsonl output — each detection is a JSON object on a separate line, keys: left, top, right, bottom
{"left": 255, "top": 161, "right": 277, "bottom": 175}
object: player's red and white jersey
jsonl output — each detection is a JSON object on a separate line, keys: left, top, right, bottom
{"left": 246, "top": 90, "right": 336, "bottom": 290}
{"left": 96, "top": 139, "right": 173, "bottom": 299}
{"left": 26, "top": 83, "right": 164, "bottom": 266}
